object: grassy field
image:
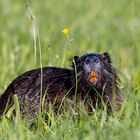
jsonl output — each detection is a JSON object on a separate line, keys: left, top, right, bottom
{"left": 0, "top": 0, "right": 140, "bottom": 139}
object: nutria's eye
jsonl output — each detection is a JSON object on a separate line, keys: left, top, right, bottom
{"left": 85, "top": 59, "right": 91, "bottom": 65}
{"left": 93, "top": 57, "right": 99, "bottom": 63}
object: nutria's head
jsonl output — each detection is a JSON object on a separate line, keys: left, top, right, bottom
{"left": 73, "top": 52, "right": 116, "bottom": 88}
{"left": 72, "top": 52, "right": 122, "bottom": 108}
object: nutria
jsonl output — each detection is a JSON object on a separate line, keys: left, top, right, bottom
{"left": 0, "top": 52, "right": 122, "bottom": 123}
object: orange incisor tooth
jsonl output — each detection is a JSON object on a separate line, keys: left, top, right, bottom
{"left": 90, "top": 71, "right": 96, "bottom": 81}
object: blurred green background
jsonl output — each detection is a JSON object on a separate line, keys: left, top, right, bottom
{"left": 0, "top": 0, "right": 140, "bottom": 139}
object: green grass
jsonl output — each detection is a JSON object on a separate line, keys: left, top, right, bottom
{"left": 0, "top": 0, "right": 140, "bottom": 139}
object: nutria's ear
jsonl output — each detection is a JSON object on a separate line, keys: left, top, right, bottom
{"left": 102, "top": 52, "right": 111, "bottom": 63}
{"left": 72, "top": 56, "right": 79, "bottom": 68}
{"left": 73, "top": 56, "right": 79, "bottom": 63}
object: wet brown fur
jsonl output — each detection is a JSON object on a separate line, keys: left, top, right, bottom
{"left": 0, "top": 52, "right": 123, "bottom": 123}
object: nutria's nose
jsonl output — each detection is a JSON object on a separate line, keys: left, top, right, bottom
{"left": 90, "top": 65, "right": 95, "bottom": 70}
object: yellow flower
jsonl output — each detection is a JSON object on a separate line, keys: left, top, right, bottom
{"left": 62, "top": 28, "right": 69, "bottom": 35}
